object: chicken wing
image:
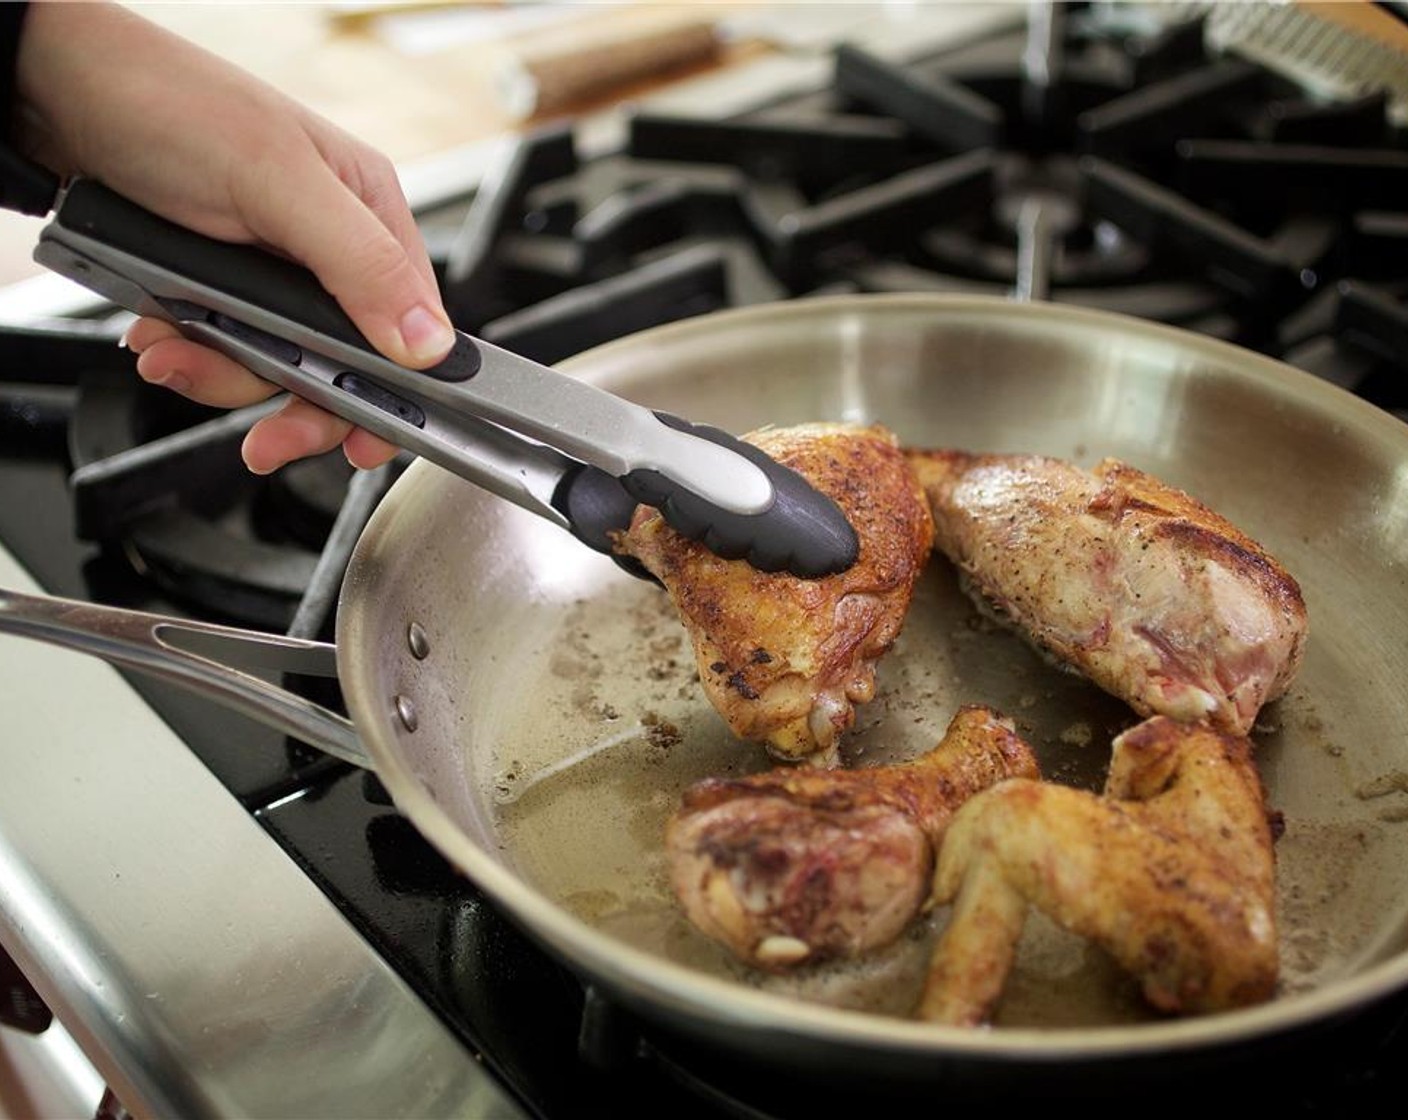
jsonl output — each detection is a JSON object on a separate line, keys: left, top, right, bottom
{"left": 618, "top": 423, "right": 934, "bottom": 766}
{"left": 918, "top": 715, "right": 1278, "bottom": 1026}
{"left": 666, "top": 705, "right": 1039, "bottom": 970}
{"left": 907, "top": 451, "right": 1306, "bottom": 735}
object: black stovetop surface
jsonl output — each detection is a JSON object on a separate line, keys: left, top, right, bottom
{"left": 3, "top": 6, "right": 1408, "bottom": 1116}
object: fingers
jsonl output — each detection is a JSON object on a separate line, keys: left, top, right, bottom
{"left": 130, "top": 324, "right": 348, "bottom": 476}
{"left": 348, "top": 151, "right": 441, "bottom": 300}
{"left": 128, "top": 320, "right": 281, "bottom": 408}
{"left": 243, "top": 148, "right": 455, "bottom": 371}
{"left": 129, "top": 317, "right": 399, "bottom": 473}
{"left": 342, "top": 427, "right": 400, "bottom": 471}
{"left": 232, "top": 154, "right": 453, "bottom": 470}
{"left": 243, "top": 398, "right": 403, "bottom": 475}
{"left": 242, "top": 395, "right": 353, "bottom": 475}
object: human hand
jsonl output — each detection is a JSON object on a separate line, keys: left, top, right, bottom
{"left": 14, "top": 1, "right": 454, "bottom": 472}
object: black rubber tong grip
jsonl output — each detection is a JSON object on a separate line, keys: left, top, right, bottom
{"left": 60, "top": 179, "right": 370, "bottom": 343}
{"left": 553, "top": 416, "right": 860, "bottom": 580}
{"left": 54, "top": 179, "right": 480, "bottom": 381}
{"left": 620, "top": 414, "right": 860, "bottom": 579}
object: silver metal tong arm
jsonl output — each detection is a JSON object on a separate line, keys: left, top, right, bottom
{"left": 183, "top": 316, "right": 583, "bottom": 530}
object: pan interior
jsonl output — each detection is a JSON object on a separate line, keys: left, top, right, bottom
{"left": 346, "top": 296, "right": 1408, "bottom": 1033}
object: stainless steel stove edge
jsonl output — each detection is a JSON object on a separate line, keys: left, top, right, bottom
{"left": 0, "top": 543, "right": 526, "bottom": 1120}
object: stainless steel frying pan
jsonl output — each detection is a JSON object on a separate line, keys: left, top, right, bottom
{"left": 4, "top": 294, "right": 1408, "bottom": 1091}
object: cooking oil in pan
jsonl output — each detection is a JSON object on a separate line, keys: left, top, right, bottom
{"left": 488, "top": 562, "right": 1408, "bottom": 1028}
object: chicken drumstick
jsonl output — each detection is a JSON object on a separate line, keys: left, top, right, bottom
{"left": 667, "top": 705, "right": 1039, "bottom": 970}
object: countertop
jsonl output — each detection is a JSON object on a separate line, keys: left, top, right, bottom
{"left": 0, "top": 0, "right": 763, "bottom": 288}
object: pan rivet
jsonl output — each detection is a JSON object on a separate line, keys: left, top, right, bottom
{"left": 394, "top": 694, "right": 419, "bottom": 733}
{"left": 407, "top": 622, "right": 430, "bottom": 660}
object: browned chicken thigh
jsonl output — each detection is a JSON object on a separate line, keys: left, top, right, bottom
{"left": 907, "top": 451, "right": 1307, "bottom": 735}
{"left": 919, "top": 715, "right": 1279, "bottom": 1026}
{"left": 618, "top": 423, "right": 933, "bottom": 766}
{"left": 666, "top": 705, "right": 1039, "bottom": 970}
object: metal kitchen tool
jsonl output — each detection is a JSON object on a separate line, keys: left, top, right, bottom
{"left": 32, "top": 177, "right": 858, "bottom": 579}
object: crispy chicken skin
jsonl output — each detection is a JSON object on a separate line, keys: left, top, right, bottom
{"left": 907, "top": 451, "right": 1307, "bottom": 735}
{"left": 919, "top": 716, "right": 1278, "bottom": 1026}
{"left": 666, "top": 705, "right": 1039, "bottom": 970}
{"left": 618, "top": 423, "right": 933, "bottom": 766}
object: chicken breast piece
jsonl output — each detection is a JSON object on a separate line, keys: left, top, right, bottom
{"left": 907, "top": 451, "right": 1307, "bottom": 735}
{"left": 666, "top": 705, "right": 1039, "bottom": 970}
{"left": 618, "top": 423, "right": 934, "bottom": 766}
{"left": 919, "top": 715, "right": 1279, "bottom": 1026}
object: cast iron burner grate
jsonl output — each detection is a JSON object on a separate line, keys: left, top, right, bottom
{"left": 431, "top": 4, "right": 1407, "bottom": 417}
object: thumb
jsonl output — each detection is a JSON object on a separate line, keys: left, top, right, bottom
{"left": 248, "top": 160, "right": 455, "bottom": 369}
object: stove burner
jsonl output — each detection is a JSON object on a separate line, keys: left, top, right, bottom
{"left": 62, "top": 379, "right": 323, "bottom": 627}
{"left": 429, "top": 5, "right": 1408, "bottom": 404}
{"left": 482, "top": 242, "right": 732, "bottom": 363}
{"left": 261, "top": 452, "right": 361, "bottom": 551}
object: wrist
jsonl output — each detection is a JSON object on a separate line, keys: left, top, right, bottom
{"left": 12, "top": 0, "right": 118, "bottom": 175}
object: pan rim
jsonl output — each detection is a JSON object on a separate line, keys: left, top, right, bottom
{"left": 342, "top": 292, "right": 1408, "bottom": 1060}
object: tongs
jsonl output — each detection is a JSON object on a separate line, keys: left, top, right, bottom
{"left": 32, "top": 178, "right": 859, "bottom": 579}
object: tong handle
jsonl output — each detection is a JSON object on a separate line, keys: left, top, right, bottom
{"left": 177, "top": 311, "right": 583, "bottom": 532}
{"left": 55, "top": 178, "right": 484, "bottom": 380}
{"left": 39, "top": 179, "right": 860, "bottom": 579}
{"left": 40, "top": 179, "right": 659, "bottom": 535}
{"left": 47, "top": 180, "right": 772, "bottom": 508}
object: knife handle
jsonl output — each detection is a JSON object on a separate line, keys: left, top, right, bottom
{"left": 495, "top": 20, "right": 721, "bottom": 119}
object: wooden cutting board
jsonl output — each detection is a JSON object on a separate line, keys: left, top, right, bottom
{"left": 0, "top": 1, "right": 751, "bottom": 287}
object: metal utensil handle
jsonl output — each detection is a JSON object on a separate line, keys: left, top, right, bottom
{"left": 0, "top": 587, "right": 371, "bottom": 770}
{"left": 177, "top": 316, "right": 581, "bottom": 530}
{"left": 35, "top": 179, "right": 861, "bottom": 579}
{"left": 43, "top": 178, "right": 774, "bottom": 514}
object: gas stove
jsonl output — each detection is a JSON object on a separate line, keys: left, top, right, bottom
{"left": 2, "top": 4, "right": 1408, "bottom": 1117}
